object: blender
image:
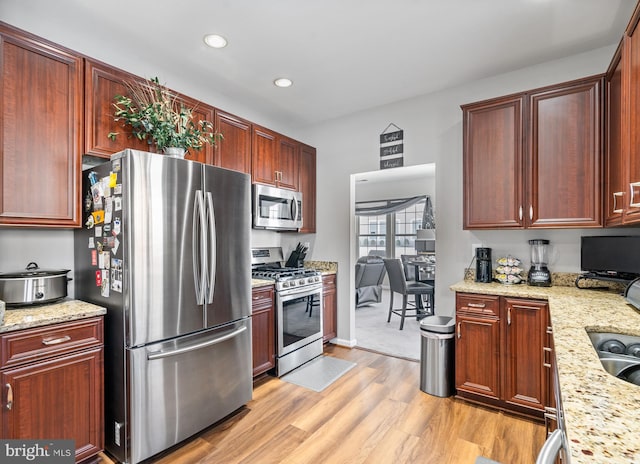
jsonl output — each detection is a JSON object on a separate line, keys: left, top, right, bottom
{"left": 528, "top": 239, "right": 551, "bottom": 286}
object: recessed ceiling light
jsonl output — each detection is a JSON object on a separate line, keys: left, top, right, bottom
{"left": 274, "top": 78, "right": 293, "bottom": 88}
{"left": 203, "top": 34, "right": 228, "bottom": 49}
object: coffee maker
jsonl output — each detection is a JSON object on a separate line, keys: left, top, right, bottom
{"left": 475, "top": 247, "right": 493, "bottom": 283}
{"left": 528, "top": 239, "right": 552, "bottom": 286}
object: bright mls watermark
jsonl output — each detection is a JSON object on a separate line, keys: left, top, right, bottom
{"left": 0, "top": 440, "right": 74, "bottom": 464}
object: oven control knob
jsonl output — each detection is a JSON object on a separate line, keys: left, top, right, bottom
{"left": 299, "top": 279, "right": 305, "bottom": 285}
{"left": 282, "top": 282, "right": 289, "bottom": 288}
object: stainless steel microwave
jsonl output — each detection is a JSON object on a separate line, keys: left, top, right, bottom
{"left": 252, "top": 183, "right": 303, "bottom": 231}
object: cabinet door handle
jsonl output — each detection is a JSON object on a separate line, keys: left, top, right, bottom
{"left": 467, "top": 303, "right": 486, "bottom": 309}
{"left": 613, "top": 192, "right": 624, "bottom": 213}
{"left": 507, "top": 307, "right": 511, "bottom": 325}
{"left": 519, "top": 206, "right": 523, "bottom": 221}
{"left": 6, "top": 383, "right": 13, "bottom": 410}
{"left": 543, "top": 346, "right": 552, "bottom": 368}
{"left": 42, "top": 335, "right": 71, "bottom": 346}
{"left": 543, "top": 407, "right": 557, "bottom": 435}
{"left": 457, "top": 322, "right": 461, "bottom": 339}
{"left": 630, "top": 182, "right": 640, "bottom": 208}
{"left": 529, "top": 205, "right": 533, "bottom": 221}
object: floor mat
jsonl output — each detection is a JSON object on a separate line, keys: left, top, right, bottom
{"left": 281, "top": 355, "right": 356, "bottom": 392}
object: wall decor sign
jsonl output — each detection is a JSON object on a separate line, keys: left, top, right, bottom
{"left": 379, "top": 123, "right": 404, "bottom": 169}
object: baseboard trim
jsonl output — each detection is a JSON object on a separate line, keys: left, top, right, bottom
{"left": 331, "top": 337, "right": 357, "bottom": 348}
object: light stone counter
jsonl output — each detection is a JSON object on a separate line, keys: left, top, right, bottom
{"left": 450, "top": 280, "right": 640, "bottom": 463}
{"left": 304, "top": 261, "right": 337, "bottom": 274}
{"left": 0, "top": 298, "right": 106, "bottom": 334}
{"left": 252, "top": 278, "right": 275, "bottom": 288}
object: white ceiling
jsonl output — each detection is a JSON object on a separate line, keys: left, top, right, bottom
{"left": 0, "top": 0, "right": 635, "bottom": 128}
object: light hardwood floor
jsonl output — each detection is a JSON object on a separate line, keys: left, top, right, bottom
{"left": 99, "top": 346, "right": 544, "bottom": 464}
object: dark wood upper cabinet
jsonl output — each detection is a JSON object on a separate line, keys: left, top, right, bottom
{"left": 462, "top": 95, "right": 525, "bottom": 229}
{"left": 622, "top": 7, "right": 640, "bottom": 224}
{"left": 462, "top": 75, "right": 603, "bottom": 229}
{"left": 276, "top": 136, "right": 300, "bottom": 191}
{"left": 527, "top": 76, "right": 602, "bottom": 228}
{"left": 84, "top": 59, "right": 151, "bottom": 157}
{"left": 251, "top": 125, "right": 278, "bottom": 185}
{"left": 605, "top": 40, "right": 626, "bottom": 226}
{"left": 251, "top": 126, "right": 300, "bottom": 190}
{"left": 0, "top": 23, "right": 82, "bottom": 227}
{"left": 299, "top": 144, "right": 317, "bottom": 233}
{"left": 214, "top": 110, "right": 252, "bottom": 174}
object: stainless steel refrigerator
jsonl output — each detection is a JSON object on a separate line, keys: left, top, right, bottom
{"left": 74, "top": 149, "right": 252, "bottom": 464}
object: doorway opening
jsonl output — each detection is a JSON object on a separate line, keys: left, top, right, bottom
{"left": 349, "top": 164, "right": 436, "bottom": 360}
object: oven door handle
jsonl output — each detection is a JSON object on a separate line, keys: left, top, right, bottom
{"left": 278, "top": 283, "right": 323, "bottom": 299}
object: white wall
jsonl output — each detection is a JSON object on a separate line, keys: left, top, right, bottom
{"left": 298, "top": 44, "right": 640, "bottom": 347}
{"left": 355, "top": 174, "right": 435, "bottom": 203}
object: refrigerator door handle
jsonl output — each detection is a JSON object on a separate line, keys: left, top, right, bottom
{"left": 146, "top": 325, "right": 247, "bottom": 360}
{"left": 206, "top": 191, "right": 216, "bottom": 304}
{"left": 193, "top": 190, "right": 206, "bottom": 305}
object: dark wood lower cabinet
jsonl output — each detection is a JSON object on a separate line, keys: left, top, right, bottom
{"left": 455, "top": 314, "right": 501, "bottom": 400}
{"left": 502, "top": 297, "right": 549, "bottom": 412}
{"left": 0, "top": 317, "right": 104, "bottom": 463}
{"left": 455, "top": 292, "right": 549, "bottom": 419}
{"left": 322, "top": 274, "right": 337, "bottom": 342}
{"left": 251, "top": 285, "right": 275, "bottom": 376}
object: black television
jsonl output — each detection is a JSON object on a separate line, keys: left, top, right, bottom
{"left": 581, "top": 235, "right": 640, "bottom": 280}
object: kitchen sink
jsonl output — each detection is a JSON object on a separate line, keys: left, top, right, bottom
{"left": 587, "top": 332, "right": 640, "bottom": 386}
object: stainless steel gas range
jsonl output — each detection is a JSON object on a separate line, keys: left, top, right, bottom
{"left": 252, "top": 247, "right": 323, "bottom": 376}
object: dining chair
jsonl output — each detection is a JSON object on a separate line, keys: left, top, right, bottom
{"left": 400, "top": 254, "right": 418, "bottom": 281}
{"left": 383, "top": 258, "right": 434, "bottom": 330}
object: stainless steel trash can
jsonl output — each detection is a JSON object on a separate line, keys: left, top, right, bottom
{"left": 419, "top": 315, "right": 455, "bottom": 397}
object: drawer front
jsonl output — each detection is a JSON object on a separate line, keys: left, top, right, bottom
{"left": 322, "top": 274, "right": 336, "bottom": 291}
{"left": 456, "top": 293, "right": 500, "bottom": 317}
{"left": 252, "top": 286, "right": 274, "bottom": 312}
{"left": 0, "top": 317, "right": 103, "bottom": 369}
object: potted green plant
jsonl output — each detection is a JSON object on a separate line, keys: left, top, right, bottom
{"left": 107, "top": 77, "right": 221, "bottom": 157}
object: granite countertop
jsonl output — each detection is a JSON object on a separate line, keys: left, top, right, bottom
{"left": 450, "top": 280, "right": 640, "bottom": 463}
{"left": 0, "top": 298, "right": 106, "bottom": 334}
{"left": 305, "top": 260, "right": 337, "bottom": 274}
{"left": 252, "top": 278, "right": 275, "bottom": 288}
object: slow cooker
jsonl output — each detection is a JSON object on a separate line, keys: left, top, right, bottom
{"left": 0, "top": 262, "right": 71, "bottom": 307}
